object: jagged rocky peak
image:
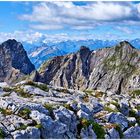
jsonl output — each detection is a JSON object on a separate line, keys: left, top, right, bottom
{"left": 2, "top": 39, "right": 20, "bottom": 45}
{"left": 119, "top": 40, "right": 134, "bottom": 46}
{"left": 79, "top": 46, "right": 90, "bottom": 52}
{"left": 35, "top": 41, "right": 140, "bottom": 94}
{"left": 117, "top": 40, "right": 136, "bottom": 50}
{"left": 79, "top": 46, "right": 91, "bottom": 58}
{"left": 0, "top": 39, "right": 35, "bottom": 83}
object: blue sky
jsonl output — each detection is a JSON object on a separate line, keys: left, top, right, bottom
{"left": 0, "top": 1, "right": 140, "bottom": 43}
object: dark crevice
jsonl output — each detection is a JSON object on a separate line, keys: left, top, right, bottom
{"left": 116, "top": 78, "right": 123, "bottom": 95}
{"left": 92, "top": 72, "right": 107, "bottom": 89}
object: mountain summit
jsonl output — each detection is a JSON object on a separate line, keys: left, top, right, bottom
{"left": 35, "top": 41, "right": 140, "bottom": 94}
{"left": 0, "top": 39, "right": 35, "bottom": 83}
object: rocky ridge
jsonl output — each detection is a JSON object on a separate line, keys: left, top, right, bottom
{"left": 0, "top": 80, "right": 139, "bottom": 139}
{"left": 0, "top": 39, "right": 35, "bottom": 84}
{"left": 36, "top": 41, "right": 140, "bottom": 95}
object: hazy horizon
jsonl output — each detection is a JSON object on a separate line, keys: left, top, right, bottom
{"left": 0, "top": 1, "right": 140, "bottom": 43}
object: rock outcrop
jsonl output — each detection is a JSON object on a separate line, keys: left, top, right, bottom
{"left": 36, "top": 41, "right": 140, "bottom": 94}
{"left": 0, "top": 80, "right": 139, "bottom": 139}
{"left": 0, "top": 39, "right": 35, "bottom": 83}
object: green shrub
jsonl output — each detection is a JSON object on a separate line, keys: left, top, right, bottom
{"left": 79, "top": 118, "right": 105, "bottom": 139}
{"left": 37, "top": 84, "right": 49, "bottom": 92}
{"left": 104, "top": 106, "right": 119, "bottom": 113}
{"left": 0, "top": 128, "right": 5, "bottom": 139}
{"left": 3, "top": 87, "right": 13, "bottom": 92}
{"left": 44, "top": 103, "right": 54, "bottom": 112}
{"left": 55, "top": 88, "right": 69, "bottom": 93}
{"left": 115, "top": 124, "right": 123, "bottom": 138}
{"left": 18, "top": 108, "right": 31, "bottom": 119}
{"left": 0, "top": 108, "right": 12, "bottom": 115}
{"left": 129, "top": 109, "right": 140, "bottom": 126}
{"left": 14, "top": 88, "right": 32, "bottom": 98}
{"left": 129, "top": 109, "right": 137, "bottom": 117}
{"left": 110, "top": 101, "right": 120, "bottom": 109}
{"left": 92, "top": 121, "right": 105, "bottom": 139}
{"left": 136, "top": 105, "right": 140, "bottom": 110}
{"left": 63, "top": 104, "right": 73, "bottom": 110}
{"left": 83, "top": 89, "right": 94, "bottom": 95}
{"left": 25, "top": 80, "right": 49, "bottom": 92}
{"left": 63, "top": 102, "right": 77, "bottom": 114}
{"left": 0, "top": 108, "right": 6, "bottom": 114}
{"left": 94, "top": 91, "right": 105, "bottom": 98}
{"left": 82, "top": 95, "right": 89, "bottom": 102}
{"left": 17, "top": 124, "right": 27, "bottom": 130}
{"left": 131, "top": 90, "right": 140, "bottom": 96}
{"left": 35, "top": 124, "right": 43, "bottom": 129}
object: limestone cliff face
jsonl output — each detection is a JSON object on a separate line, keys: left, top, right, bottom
{"left": 36, "top": 41, "right": 140, "bottom": 94}
{"left": 0, "top": 39, "right": 35, "bottom": 82}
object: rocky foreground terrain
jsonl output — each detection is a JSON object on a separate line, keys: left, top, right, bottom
{"left": 0, "top": 80, "right": 139, "bottom": 139}
{"left": 0, "top": 39, "right": 139, "bottom": 139}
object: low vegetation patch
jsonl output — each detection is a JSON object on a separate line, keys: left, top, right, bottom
{"left": 136, "top": 105, "right": 140, "bottom": 110}
{"left": 54, "top": 88, "right": 70, "bottom": 93}
{"left": 17, "top": 124, "right": 28, "bottom": 130}
{"left": 103, "top": 47, "right": 136, "bottom": 75}
{"left": 0, "top": 128, "right": 5, "bottom": 139}
{"left": 94, "top": 91, "right": 105, "bottom": 98}
{"left": 44, "top": 103, "right": 54, "bottom": 112}
{"left": 18, "top": 108, "right": 31, "bottom": 119}
{"left": 82, "top": 95, "right": 89, "bottom": 102}
{"left": 25, "top": 80, "right": 49, "bottom": 92}
{"left": 131, "top": 90, "right": 140, "bottom": 97}
{"left": 35, "top": 124, "right": 43, "bottom": 129}
{"left": 14, "top": 87, "right": 32, "bottom": 98}
{"left": 78, "top": 118, "right": 105, "bottom": 139}
{"left": 2, "top": 87, "right": 13, "bottom": 92}
{"left": 0, "top": 108, "right": 12, "bottom": 115}
{"left": 39, "top": 60, "right": 51, "bottom": 73}
{"left": 104, "top": 123, "right": 123, "bottom": 138}
{"left": 83, "top": 89, "right": 94, "bottom": 96}
{"left": 110, "top": 101, "right": 120, "bottom": 110}
{"left": 2, "top": 93, "right": 11, "bottom": 97}
{"left": 63, "top": 103, "right": 77, "bottom": 114}
{"left": 83, "top": 89, "right": 105, "bottom": 98}
{"left": 104, "top": 123, "right": 118, "bottom": 129}
{"left": 104, "top": 106, "right": 119, "bottom": 113}
{"left": 129, "top": 109, "right": 137, "bottom": 117}
{"left": 63, "top": 104, "right": 73, "bottom": 110}
{"left": 115, "top": 124, "right": 123, "bottom": 138}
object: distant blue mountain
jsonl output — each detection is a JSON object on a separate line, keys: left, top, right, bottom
{"left": 23, "top": 38, "right": 140, "bottom": 68}
{"left": 130, "top": 38, "right": 140, "bottom": 49}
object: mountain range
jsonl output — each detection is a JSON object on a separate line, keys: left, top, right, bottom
{"left": 23, "top": 38, "right": 140, "bottom": 68}
{"left": 0, "top": 39, "right": 140, "bottom": 94}
{"left": 34, "top": 41, "right": 140, "bottom": 95}
{"left": 0, "top": 39, "right": 140, "bottom": 139}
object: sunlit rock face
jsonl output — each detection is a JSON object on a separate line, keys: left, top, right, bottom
{"left": 0, "top": 39, "right": 35, "bottom": 83}
{"left": 36, "top": 41, "right": 140, "bottom": 94}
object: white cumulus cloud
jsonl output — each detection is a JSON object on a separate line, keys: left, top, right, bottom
{"left": 20, "top": 2, "right": 140, "bottom": 30}
{"left": 0, "top": 31, "right": 43, "bottom": 43}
